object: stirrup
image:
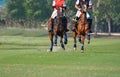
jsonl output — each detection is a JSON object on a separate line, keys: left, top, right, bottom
{"left": 48, "top": 30, "right": 52, "bottom": 32}
{"left": 89, "top": 30, "right": 92, "bottom": 33}
{"left": 72, "top": 18, "right": 77, "bottom": 22}
{"left": 48, "top": 28, "right": 53, "bottom": 32}
{"left": 65, "top": 29, "right": 69, "bottom": 32}
{"left": 72, "top": 28, "right": 76, "bottom": 32}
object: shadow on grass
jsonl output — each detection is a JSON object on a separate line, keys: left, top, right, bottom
{"left": 0, "top": 48, "right": 36, "bottom": 50}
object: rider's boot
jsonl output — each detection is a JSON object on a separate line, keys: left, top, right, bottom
{"left": 49, "top": 18, "right": 54, "bottom": 32}
{"left": 63, "top": 16, "right": 69, "bottom": 32}
{"left": 72, "top": 17, "right": 79, "bottom": 22}
{"left": 72, "top": 17, "right": 80, "bottom": 31}
{"left": 65, "top": 26, "right": 69, "bottom": 32}
{"left": 88, "top": 19, "right": 92, "bottom": 33}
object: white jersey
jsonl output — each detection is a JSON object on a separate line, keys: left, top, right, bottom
{"left": 75, "top": 0, "right": 93, "bottom": 19}
{"left": 76, "top": 0, "right": 93, "bottom": 6}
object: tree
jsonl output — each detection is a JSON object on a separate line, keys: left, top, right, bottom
{"left": 24, "top": 0, "right": 50, "bottom": 21}
{"left": 4, "top": 0, "right": 120, "bottom": 31}
{"left": 98, "top": 0, "right": 120, "bottom": 35}
{"left": 6, "top": 0, "right": 25, "bottom": 20}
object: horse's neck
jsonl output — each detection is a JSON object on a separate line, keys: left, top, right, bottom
{"left": 56, "top": 16, "right": 62, "bottom": 23}
{"left": 80, "top": 12, "right": 86, "bottom": 23}
{"left": 55, "top": 16, "right": 63, "bottom": 32}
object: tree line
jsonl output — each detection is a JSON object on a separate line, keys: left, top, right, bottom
{"left": 0, "top": 0, "right": 120, "bottom": 33}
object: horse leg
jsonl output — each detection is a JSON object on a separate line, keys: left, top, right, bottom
{"left": 87, "top": 32, "right": 91, "bottom": 44}
{"left": 81, "top": 35, "right": 85, "bottom": 53}
{"left": 54, "top": 35, "right": 58, "bottom": 46}
{"left": 78, "top": 35, "right": 81, "bottom": 43}
{"left": 64, "top": 32, "right": 68, "bottom": 44}
{"left": 49, "top": 32, "right": 54, "bottom": 51}
{"left": 85, "top": 23, "right": 90, "bottom": 44}
{"left": 60, "top": 35, "right": 65, "bottom": 50}
{"left": 72, "top": 32, "right": 77, "bottom": 51}
{"left": 48, "top": 18, "right": 54, "bottom": 32}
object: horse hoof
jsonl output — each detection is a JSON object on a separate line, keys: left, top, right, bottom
{"left": 88, "top": 42, "right": 90, "bottom": 44}
{"left": 50, "top": 48, "right": 53, "bottom": 52}
{"left": 47, "top": 49, "right": 52, "bottom": 52}
{"left": 88, "top": 40, "right": 90, "bottom": 44}
{"left": 74, "top": 48, "right": 76, "bottom": 51}
{"left": 81, "top": 50, "right": 84, "bottom": 53}
{"left": 81, "top": 47, "right": 84, "bottom": 52}
{"left": 61, "top": 48, "right": 65, "bottom": 51}
{"left": 78, "top": 38, "right": 81, "bottom": 43}
{"left": 54, "top": 44, "right": 57, "bottom": 46}
{"left": 64, "top": 41, "right": 67, "bottom": 45}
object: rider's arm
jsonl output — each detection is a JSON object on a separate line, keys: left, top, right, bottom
{"left": 63, "top": 1, "right": 67, "bottom": 10}
{"left": 75, "top": 0, "right": 81, "bottom": 11}
{"left": 88, "top": 5, "right": 92, "bottom": 9}
{"left": 88, "top": 0, "right": 93, "bottom": 9}
{"left": 52, "top": 0, "right": 56, "bottom": 9}
{"left": 75, "top": 4, "right": 81, "bottom": 11}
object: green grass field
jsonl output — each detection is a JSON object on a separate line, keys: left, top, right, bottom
{"left": 0, "top": 35, "right": 120, "bottom": 77}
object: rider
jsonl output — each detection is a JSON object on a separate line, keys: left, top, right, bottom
{"left": 49, "top": 0, "right": 69, "bottom": 32}
{"left": 73, "top": 0, "right": 93, "bottom": 33}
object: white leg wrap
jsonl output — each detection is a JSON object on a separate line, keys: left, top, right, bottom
{"left": 51, "top": 10, "right": 57, "bottom": 19}
{"left": 86, "top": 12, "right": 90, "bottom": 19}
{"left": 75, "top": 10, "right": 82, "bottom": 17}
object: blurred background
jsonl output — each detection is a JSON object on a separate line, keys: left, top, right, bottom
{"left": 0, "top": 0, "right": 120, "bottom": 36}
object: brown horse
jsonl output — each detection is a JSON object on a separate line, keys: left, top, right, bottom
{"left": 72, "top": 1, "right": 91, "bottom": 52}
{"left": 48, "top": 7, "right": 66, "bottom": 51}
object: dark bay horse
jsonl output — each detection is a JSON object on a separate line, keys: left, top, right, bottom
{"left": 72, "top": 1, "right": 91, "bottom": 52}
{"left": 48, "top": 7, "right": 67, "bottom": 51}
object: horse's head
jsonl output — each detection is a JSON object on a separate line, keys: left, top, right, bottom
{"left": 56, "top": 7, "right": 64, "bottom": 25}
{"left": 55, "top": 7, "right": 65, "bottom": 33}
{"left": 78, "top": 1, "right": 88, "bottom": 23}
{"left": 77, "top": 1, "right": 88, "bottom": 33}
{"left": 57, "top": 7, "right": 63, "bottom": 17}
{"left": 80, "top": 1, "right": 87, "bottom": 13}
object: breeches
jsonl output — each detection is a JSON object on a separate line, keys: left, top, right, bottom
{"left": 75, "top": 10, "right": 92, "bottom": 19}
{"left": 51, "top": 10, "right": 66, "bottom": 19}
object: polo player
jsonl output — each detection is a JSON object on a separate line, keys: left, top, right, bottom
{"left": 49, "top": 0, "right": 69, "bottom": 32}
{"left": 73, "top": 0, "right": 93, "bottom": 33}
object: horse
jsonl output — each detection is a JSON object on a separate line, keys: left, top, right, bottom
{"left": 53, "top": 14, "right": 68, "bottom": 46}
{"left": 54, "top": 32, "right": 68, "bottom": 46}
{"left": 72, "top": 1, "right": 91, "bottom": 52}
{"left": 48, "top": 7, "right": 67, "bottom": 51}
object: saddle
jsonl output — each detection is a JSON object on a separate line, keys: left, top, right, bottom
{"left": 53, "top": 16, "right": 68, "bottom": 32}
